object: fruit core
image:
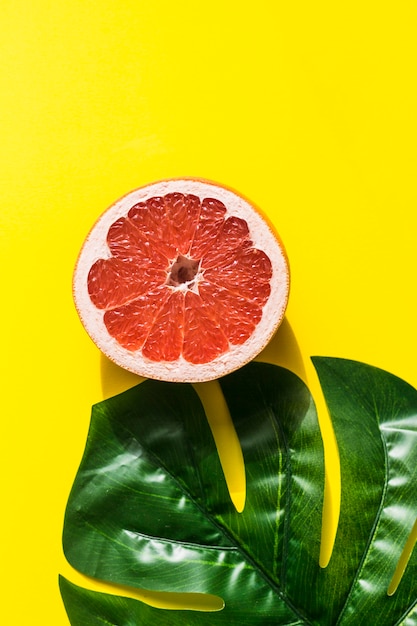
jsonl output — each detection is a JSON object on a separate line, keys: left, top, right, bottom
{"left": 167, "top": 255, "right": 201, "bottom": 289}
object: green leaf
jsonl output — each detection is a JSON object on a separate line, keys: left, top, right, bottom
{"left": 61, "top": 360, "right": 417, "bottom": 624}
{"left": 311, "top": 357, "right": 417, "bottom": 624}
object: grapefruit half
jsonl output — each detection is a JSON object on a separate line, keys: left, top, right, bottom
{"left": 73, "top": 179, "right": 290, "bottom": 382}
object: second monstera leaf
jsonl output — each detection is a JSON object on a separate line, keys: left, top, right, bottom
{"left": 61, "top": 359, "right": 417, "bottom": 625}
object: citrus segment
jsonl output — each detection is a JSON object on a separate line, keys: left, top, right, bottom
{"left": 128, "top": 196, "right": 175, "bottom": 259}
{"left": 73, "top": 179, "right": 290, "bottom": 382}
{"left": 198, "top": 282, "right": 261, "bottom": 345}
{"left": 203, "top": 246, "right": 272, "bottom": 306}
{"left": 162, "top": 192, "right": 201, "bottom": 255}
{"left": 87, "top": 258, "right": 166, "bottom": 310}
{"left": 182, "top": 291, "right": 229, "bottom": 365}
{"left": 107, "top": 217, "right": 169, "bottom": 267}
{"left": 189, "top": 197, "right": 227, "bottom": 259}
{"left": 103, "top": 287, "right": 169, "bottom": 351}
{"left": 200, "top": 215, "right": 250, "bottom": 269}
{"left": 128, "top": 193, "right": 201, "bottom": 259}
{"left": 141, "top": 290, "right": 185, "bottom": 362}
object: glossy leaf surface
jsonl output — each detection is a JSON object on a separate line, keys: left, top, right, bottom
{"left": 61, "top": 359, "right": 417, "bottom": 624}
{"left": 311, "top": 357, "right": 417, "bottom": 624}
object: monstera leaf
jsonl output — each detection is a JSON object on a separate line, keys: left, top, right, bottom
{"left": 61, "top": 359, "right": 417, "bottom": 625}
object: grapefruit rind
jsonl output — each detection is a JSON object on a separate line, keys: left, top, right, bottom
{"left": 73, "top": 179, "right": 290, "bottom": 383}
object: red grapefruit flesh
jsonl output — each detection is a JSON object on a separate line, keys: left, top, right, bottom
{"left": 73, "top": 179, "right": 290, "bottom": 382}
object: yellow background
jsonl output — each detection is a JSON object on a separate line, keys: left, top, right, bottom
{"left": 1, "top": 1, "right": 416, "bottom": 623}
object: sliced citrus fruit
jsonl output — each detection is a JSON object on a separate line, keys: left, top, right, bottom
{"left": 73, "top": 179, "right": 290, "bottom": 382}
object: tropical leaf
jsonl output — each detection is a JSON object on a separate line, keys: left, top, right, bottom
{"left": 61, "top": 359, "right": 417, "bottom": 624}
{"left": 311, "top": 357, "right": 417, "bottom": 624}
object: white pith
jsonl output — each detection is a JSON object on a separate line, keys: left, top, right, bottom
{"left": 73, "top": 179, "right": 290, "bottom": 383}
